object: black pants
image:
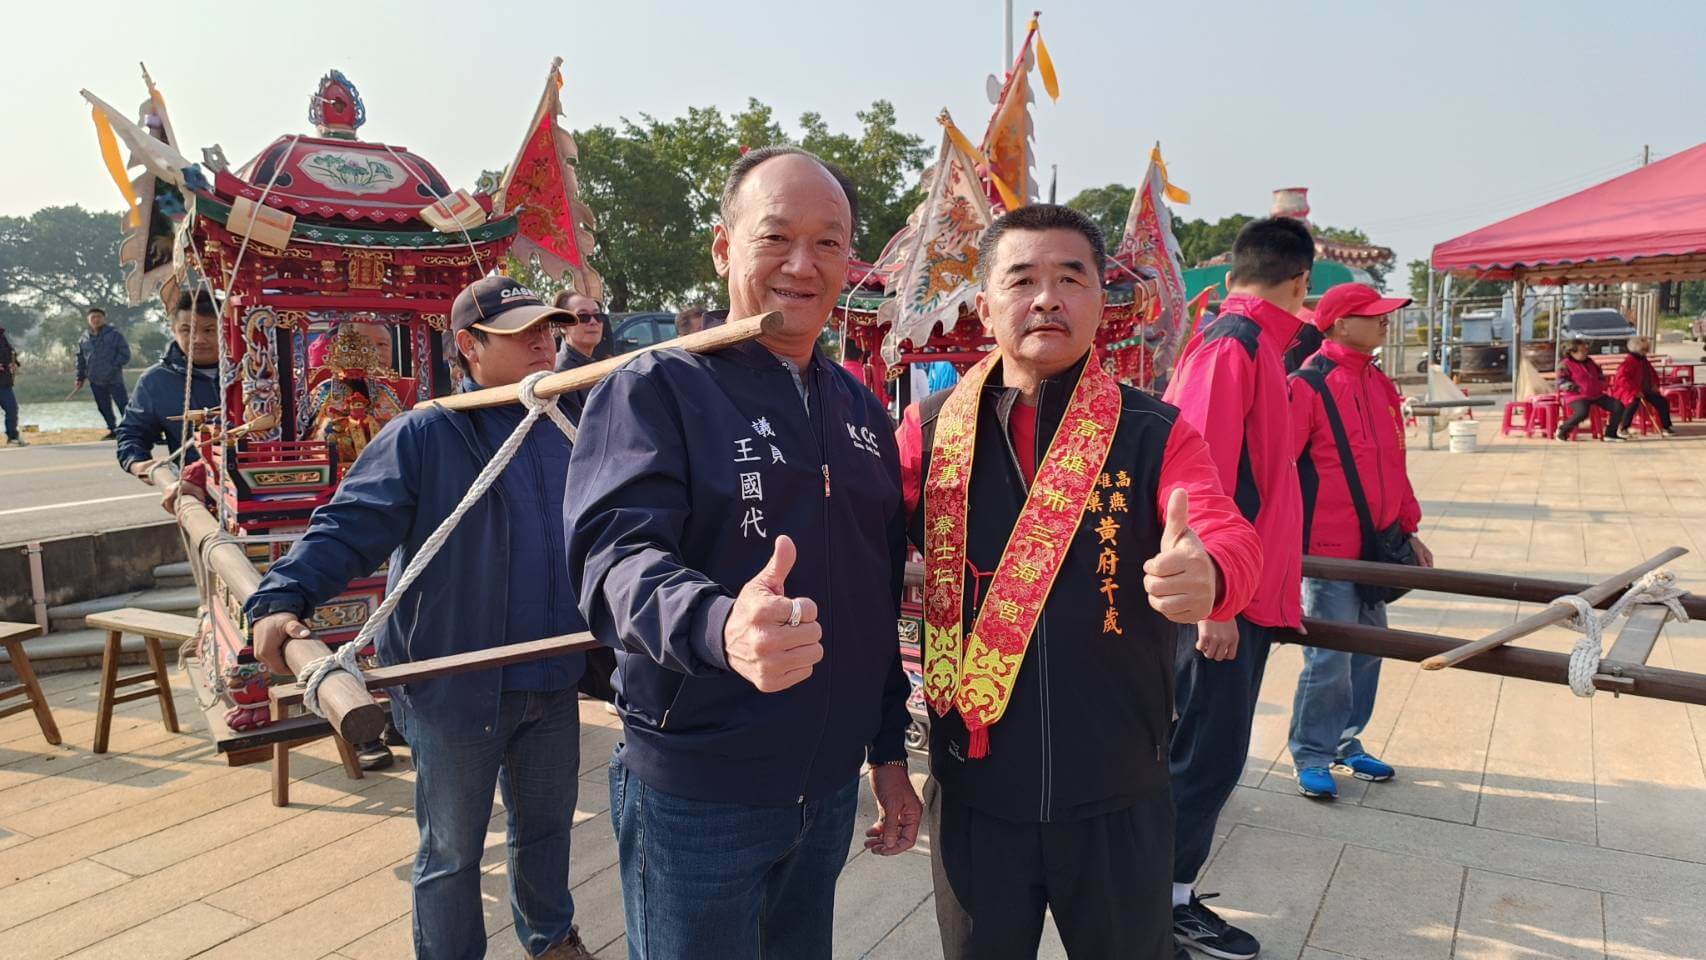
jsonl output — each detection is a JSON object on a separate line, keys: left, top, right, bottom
{"left": 0, "top": 385, "right": 17, "bottom": 441}
{"left": 929, "top": 780, "right": 1174, "bottom": 960}
{"left": 1170, "top": 617, "right": 1274, "bottom": 884}
{"left": 90, "top": 378, "right": 128, "bottom": 431}
{"left": 1617, "top": 390, "right": 1673, "bottom": 433}
{"left": 1558, "top": 395, "right": 1622, "bottom": 439}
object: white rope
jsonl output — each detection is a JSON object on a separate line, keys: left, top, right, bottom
{"left": 295, "top": 371, "right": 575, "bottom": 717}
{"left": 1557, "top": 570, "right": 1689, "bottom": 697}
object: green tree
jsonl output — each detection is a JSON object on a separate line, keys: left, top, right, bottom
{"left": 573, "top": 122, "right": 711, "bottom": 312}
{"left": 569, "top": 99, "right": 930, "bottom": 310}
{"left": 0, "top": 205, "right": 160, "bottom": 352}
{"left": 1172, "top": 214, "right": 1255, "bottom": 267}
{"left": 1064, "top": 184, "right": 1135, "bottom": 247}
{"left": 798, "top": 100, "right": 928, "bottom": 259}
{"left": 1407, "top": 258, "right": 1432, "bottom": 301}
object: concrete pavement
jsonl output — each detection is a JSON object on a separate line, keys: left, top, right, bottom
{"left": 0, "top": 441, "right": 164, "bottom": 545}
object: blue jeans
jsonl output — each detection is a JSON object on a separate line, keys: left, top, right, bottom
{"left": 0, "top": 385, "right": 17, "bottom": 440}
{"left": 90, "top": 378, "right": 128, "bottom": 430}
{"left": 608, "top": 746, "right": 859, "bottom": 960}
{"left": 1288, "top": 578, "right": 1387, "bottom": 771}
{"left": 401, "top": 689, "right": 581, "bottom": 960}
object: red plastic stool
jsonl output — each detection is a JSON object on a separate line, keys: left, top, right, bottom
{"left": 1661, "top": 385, "right": 1694, "bottom": 422}
{"left": 1501, "top": 400, "right": 1532, "bottom": 437}
{"left": 1530, "top": 396, "right": 1562, "bottom": 438}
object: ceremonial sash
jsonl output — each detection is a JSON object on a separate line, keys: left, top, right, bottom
{"left": 922, "top": 352, "right": 1122, "bottom": 758}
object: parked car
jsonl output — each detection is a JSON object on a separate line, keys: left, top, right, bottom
{"left": 610, "top": 311, "right": 678, "bottom": 355}
{"left": 1558, "top": 309, "right": 1636, "bottom": 353}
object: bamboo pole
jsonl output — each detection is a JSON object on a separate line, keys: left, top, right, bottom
{"left": 1419, "top": 547, "right": 1686, "bottom": 671}
{"left": 149, "top": 460, "right": 387, "bottom": 744}
{"left": 426, "top": 311, "right": 783, "bottom": 412}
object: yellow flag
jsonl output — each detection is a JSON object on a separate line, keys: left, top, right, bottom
{"left": 91, "top": 107, "right": 142, "bottom": 228}
{"left": 1151, "top": 144, "right": 1191, "bottom": 205}
{"left": 1029, "top": 18, "right": 1060, "bottom": 101}
{"left": 942, "top": 114, "right": 1023, "bottom": 212}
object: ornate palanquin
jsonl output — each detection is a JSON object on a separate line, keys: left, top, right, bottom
{"left": 162, "top": 71, "right": 525, "bottom": 731}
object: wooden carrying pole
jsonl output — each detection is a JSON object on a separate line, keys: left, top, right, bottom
{"left": 426, "top": 311, "right": 783, "bottom": 412}
{"left": 149, "top": 461, "right": 388, "bottom": 745}
{"left": 1302, "top": 555, "right": 1706, "bottom": 620}
{"left": 154, "top": 312, "right": 784, "bottom": 743}
{"left": 1419, "top": 547, "right": 1686, "bottom": 671}
{"left": 1290, "top": 617, "right": 1706, "bottom": 706}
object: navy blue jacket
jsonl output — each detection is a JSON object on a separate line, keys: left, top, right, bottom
{"left": 566, "top": 340, "right": 911, "bottom": 806}
{"left": 115, "top": 343, "right": 219, "bottom": 473}
{"left": 246, "top": 398, "right": 587, "bottom": 736}
{"left": 76, "top": 324, "right": 131, "bottom": 384}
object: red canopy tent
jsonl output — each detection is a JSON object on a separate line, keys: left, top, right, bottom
{"left": 1432, "top": 142, "right": 1706, "bottom": 283}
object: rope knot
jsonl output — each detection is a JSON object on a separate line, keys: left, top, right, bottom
{"left": 1558, "top": 569, "right": 1689, "bottom": 698}
{"left": 518, "top": 370, "right": 553, "bottom": 413}
{"left": 297, "top": 638, "right": 365, "bottom": 719}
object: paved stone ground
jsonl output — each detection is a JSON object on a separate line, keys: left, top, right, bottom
{"left": 2, "top": 415, "right": 1705, "bottom": 959}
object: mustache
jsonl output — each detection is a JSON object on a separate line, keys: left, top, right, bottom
{"left": 1022, "top": 315, "right": 1070, "bottom": 332}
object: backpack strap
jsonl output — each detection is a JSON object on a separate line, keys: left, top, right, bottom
{"left": 1290, "top": 358, "right": 1379, "bottom": 559}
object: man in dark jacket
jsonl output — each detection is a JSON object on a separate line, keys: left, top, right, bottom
{"left": 0, "top": 324, "right": 22, "bottom": 446}
{"left": 248, "top": 277, "right": 595, "bottom": 960}
{"left": 895, "top": 205, "right": 1261, "bottom": 960}
{"left": 117, "top": 292, "right": 221, "bottom": 499}
{"left": 75, "top": 307, "right": 132, "bottom": 438}
{"left": 566, "top": 145, "right": 921, "bottom": 960}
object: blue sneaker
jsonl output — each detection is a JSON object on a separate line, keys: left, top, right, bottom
{"left": 1336, "top": 752, "right": 1395, "bottom": 782}
{"left": 1296, "top": 766, "right": 1338, "bottom": 799}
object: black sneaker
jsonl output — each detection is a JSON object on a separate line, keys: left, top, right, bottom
{"left": 356, "top": 740, "right": 395, "bottom": 771}
{"left": 1174, "top": 893, "right": 1259, "bottom": 960}
{"left": 101, "top": 431, "right": 117, "bottom": 440}
{"left": 1176, "top": 945, "right": 1193, "bottom": 960}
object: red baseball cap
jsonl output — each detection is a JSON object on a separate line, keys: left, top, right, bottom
{"left": 1313, "top": 283, "right": 1412, "bottom": 331}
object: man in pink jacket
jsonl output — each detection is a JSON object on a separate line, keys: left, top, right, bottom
{"left": 1162, "top": 217, "right": 1312, "bottom": 960}
{"left": 1288, "top": 283, "right": 1433, "bottom": 800}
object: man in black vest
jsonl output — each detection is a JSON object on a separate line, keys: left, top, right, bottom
{"left": 896, "top": 204, "right": 1261, "bottom": 959}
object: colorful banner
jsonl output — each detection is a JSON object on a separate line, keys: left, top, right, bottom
{"left": 497, "top": 58, "right": 604, "bottom": 300}
{"left": 1115, "top": 144, "right": 1191, "bottom": 385}
{"left": 878, "top": 112, "right": 994, "bottom": 363}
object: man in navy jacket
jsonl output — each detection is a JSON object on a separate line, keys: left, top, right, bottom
{"left": 248, "top": 277, "right": 596, "bottom": 960}
{"left": 567, "top": 146, "right": 921, "bottom": 960}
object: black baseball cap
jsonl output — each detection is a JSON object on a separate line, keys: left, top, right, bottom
{"left": 450, "top": 276, "right": 569, "bottom": 335}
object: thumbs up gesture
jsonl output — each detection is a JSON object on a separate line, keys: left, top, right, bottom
{"left": 1142, "top": 488, "right": 1221, "bottom": 625}
{"left": 722, "top": 535, "right": 824, "bottom": 693}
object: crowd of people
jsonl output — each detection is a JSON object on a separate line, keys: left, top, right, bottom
{"left": 94, "top": 145, "right": 1661, "bottom": 960}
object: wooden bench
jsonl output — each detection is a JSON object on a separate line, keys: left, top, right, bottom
{"left": 0, "top": 621, "right": 61, "bottom": 745}
{"left": 84, "top": 608, "right": 196, "bottom": 753}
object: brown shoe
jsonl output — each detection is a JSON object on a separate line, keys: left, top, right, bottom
{"left": 537, "top": 926, "right": 595, "bottom": 960}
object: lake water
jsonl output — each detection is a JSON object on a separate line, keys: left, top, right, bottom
{"left": 18, "top": 401, "right": 107, "bottom": 432}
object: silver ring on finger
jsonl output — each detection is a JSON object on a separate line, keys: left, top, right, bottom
{"left": 787, "top": 597, "right": 802, "bottom": 628}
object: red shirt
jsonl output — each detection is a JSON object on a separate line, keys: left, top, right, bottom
{"left": 1009, "top": 401, "right": 1038, "bottom": 484}
{"left": 1291, "top": 340, "right": 1422, "bottom": 560}
{"left": 895, "top": 396, "right": 1261, "bottom": 624}
{"left": 1163, "top": 293, "right": 1305, "bottom": 629}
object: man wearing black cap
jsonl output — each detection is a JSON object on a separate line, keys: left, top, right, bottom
{"left": 247, "top": 276, "right": 596, "bottom": 960}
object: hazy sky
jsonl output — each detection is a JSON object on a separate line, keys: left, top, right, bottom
{"left": 6, "top": 0, "right": 1701, "bottom": 287}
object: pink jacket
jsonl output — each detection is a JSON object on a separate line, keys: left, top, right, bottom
{"left": 1608, "top": 352, "right": 1657, "bottom": 405}
{"left": 1291, "top": 340, "right": 1422, "bottom": 560}
{"left": 1163, "top": 293, "right": 1304, "bottom": 629}
{"left": 1557, "top": 355, "right": 1607, "bottom": 404}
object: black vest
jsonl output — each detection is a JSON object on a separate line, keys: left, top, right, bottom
{"left": 912, "top": 358, "right": 1177, "bottom": 823}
